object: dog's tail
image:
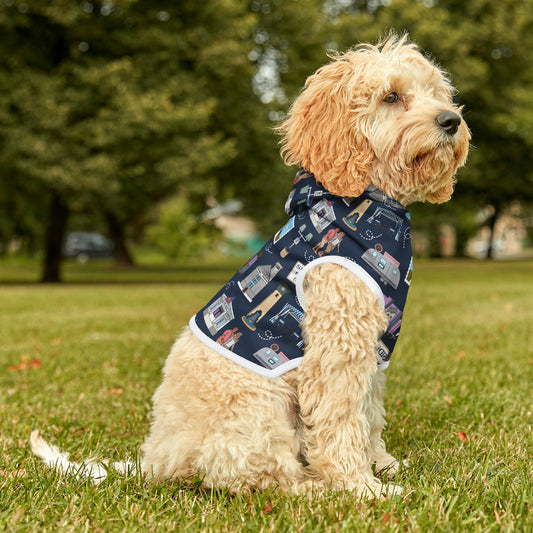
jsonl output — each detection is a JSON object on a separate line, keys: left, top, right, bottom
{"left": 30, "top": 430, "right": 136, "bottom": 484}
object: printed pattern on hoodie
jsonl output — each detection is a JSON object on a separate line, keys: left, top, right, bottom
{"left": 190, "top": 169, "right": 413, "bottom": 378}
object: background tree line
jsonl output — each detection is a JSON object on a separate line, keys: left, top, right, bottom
{"left": 0, "top": 0, "right": 532, "bottom": 281}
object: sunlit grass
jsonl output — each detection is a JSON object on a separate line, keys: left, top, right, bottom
{"left": 1, "top": 259, "right": 532, "bottom": 531}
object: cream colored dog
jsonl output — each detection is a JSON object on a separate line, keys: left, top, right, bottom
{"left": 32, "top": 35, "right": 470, "bottom": 498}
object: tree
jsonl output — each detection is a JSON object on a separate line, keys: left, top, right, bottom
{"left": 198, "top": 0, "right": 329, "bottom": 235}
{"left": 0, "top": 1, "right": 252, "bottom": 280}
{"left": 0, "top": 0, "right": 330, "bottom": 279}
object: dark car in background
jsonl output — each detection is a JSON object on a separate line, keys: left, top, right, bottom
{"left": 62, "top": 232, "right": 114, "bottom": 263}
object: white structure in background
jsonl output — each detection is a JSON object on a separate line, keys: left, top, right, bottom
{"left": 467, "top": 203, "right": 529, "bottom": 258}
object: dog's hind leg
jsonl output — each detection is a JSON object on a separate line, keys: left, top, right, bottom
{"left": 141, "top": 330, "right": 311, "bottom": 493}
{"left": 297, "top": 263, "right": 402, "bottom": 498}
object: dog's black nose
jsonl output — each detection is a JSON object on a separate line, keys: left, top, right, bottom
{"left": 436, "top": 111, "right": 461, "bottom": 136}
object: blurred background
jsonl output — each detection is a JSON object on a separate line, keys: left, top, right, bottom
{"left": 0, "top": 0, "right": 532, "bottom": 282}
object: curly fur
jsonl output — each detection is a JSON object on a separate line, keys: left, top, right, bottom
{"left": 31, "top": 34, "right": 469, "bottom": 498}
{"left": 278, "top": 35, "right": 469, "bottom": 204}
{"left": 141, "top": 265, "right": 402, "bottom": 497}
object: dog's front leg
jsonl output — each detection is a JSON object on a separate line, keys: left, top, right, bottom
{"left": 366, "top": 370, "right": 405, "bottom": 478}
{"left": 298, "top": 263, "right": 401, "bottom": 498}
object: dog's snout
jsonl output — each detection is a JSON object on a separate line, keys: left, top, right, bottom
{"left": 435, "top": 111, "right": 461, "bottom": 136}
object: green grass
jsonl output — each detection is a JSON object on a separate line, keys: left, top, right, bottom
{"left": 1, "top": 259, "right": 532, "bottom": 532}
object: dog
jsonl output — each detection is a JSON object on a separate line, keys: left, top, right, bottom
{"left": 31, "top": 35, "right": 470, "bottom": 498}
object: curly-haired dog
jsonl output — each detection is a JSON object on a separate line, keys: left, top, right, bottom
{"left": 31, "top": 35, "right": 469, "bottom": 498}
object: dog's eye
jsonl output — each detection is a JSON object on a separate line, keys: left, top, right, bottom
{"left": 383, "top": 92, "right": 399, "bottom": 104}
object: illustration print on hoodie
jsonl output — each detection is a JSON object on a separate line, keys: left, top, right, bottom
{"left": 190, "top": 169, "right": 413, "bottom": 378}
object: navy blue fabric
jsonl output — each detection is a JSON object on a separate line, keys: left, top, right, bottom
{"left": 190, "top": 169, "right": 413, "bottom": 378}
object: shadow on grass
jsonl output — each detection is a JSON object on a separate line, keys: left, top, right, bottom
{"left": 0, "top": 259, "right": 249, "bottom": 286}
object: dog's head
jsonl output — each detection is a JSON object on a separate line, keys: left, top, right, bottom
{"left": 278, "top": 35, "right": 470, "bottom": 205}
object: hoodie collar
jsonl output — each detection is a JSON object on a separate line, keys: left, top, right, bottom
{"left": 285, "top": 169, "right": 405, "bottom": 216}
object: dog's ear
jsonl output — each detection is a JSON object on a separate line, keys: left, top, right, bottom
{"left": 278, "top": 56, "right": 374, "bottom": 197}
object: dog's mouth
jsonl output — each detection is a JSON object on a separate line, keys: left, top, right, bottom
{"left": 406, "top": 146, "right": 460, "bottom": 203}
{"left": 373, "top": 116, "right": 470, "bottom": 204}
{"left": 411, "top": 152, "right": 429, "bottom": 170}
{"left": 400, "top": 112, "right": 469, "bottom": 168}
{"left": 411, "top": 132, "right": 467, "bottom": 171}
{"left": 412, "top": 145, "right": 458, "bottom": 175}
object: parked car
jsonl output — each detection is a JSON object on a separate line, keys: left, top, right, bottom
{"left": 62, "top": 232, "right": 114, "bottom": 263}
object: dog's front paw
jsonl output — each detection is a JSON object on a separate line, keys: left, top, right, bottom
{"left": 357, "top": 479, "right": 403, "bottom": 499}
{"left": 375, "top": 455, "right": 409, "bottom": 479}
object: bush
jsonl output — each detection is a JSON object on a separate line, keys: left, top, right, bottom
{"left": 146, "top": 195, "right": 220, "bottom": 259}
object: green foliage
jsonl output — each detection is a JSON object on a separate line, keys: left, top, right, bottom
{"left": 1, "top": 0, "right": 532, "bottom": 262}
{"left": 146, "top": 195, "right": 219, "bottom": 260}
{"left": 0, "top": 260, "right": 532, "bottom": 530}
{"left": 0, "top": 0, "right": 328, "bottom": 256}
{"left": 0, "top": 1, "right": 246, "bottom": 223}
{"left": 205, "top": 0, "right": 328, "bottom": 236}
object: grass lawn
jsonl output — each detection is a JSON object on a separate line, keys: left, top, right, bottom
{"left": 1, "top": 258, "right": 532, "bottom": 532}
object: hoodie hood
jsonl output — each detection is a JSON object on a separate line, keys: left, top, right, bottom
{"left": 284, "top": 169, "right": 337, "bottom": 216}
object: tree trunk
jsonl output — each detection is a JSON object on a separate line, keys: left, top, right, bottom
{"left": 486, "top": 205, "right": 500, "bottom": 259}
{"left": 41, "top": 192, "right": 69, "bottom": 283}
{"left": 104, "top": 210, "right": 135, "bottom": 266}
